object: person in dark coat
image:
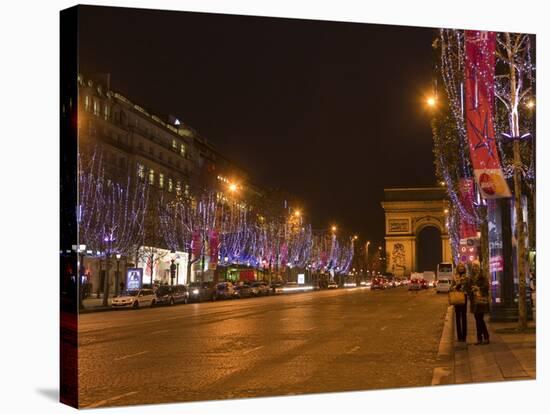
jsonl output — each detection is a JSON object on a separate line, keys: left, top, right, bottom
{"left": 470, "top": 260, "right": 490, "bottom": 345}
{"left": 450, "top": 262, "right": 470, "bottom": 342}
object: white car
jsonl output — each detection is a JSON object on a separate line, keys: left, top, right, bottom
{"left": 327, "top": 281, "right": 338, "bottom": 289}
{"left": 436, "top": 279, "right": 452, "bottom": 293}
{"left": 111, "top": 288, "right": 156, "bottom": 309}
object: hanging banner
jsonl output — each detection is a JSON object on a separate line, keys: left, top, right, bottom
{"left": 209, "top": 230, "right": 219, "bottom": 269}
{"left": 458, "top": 177, "right": 479, "bottom": 239}
{"left": 464, "top": 30, "right": 511, "bottom": 199}
{"left": 191, "top": 231, "right": 201, "bottom": 258}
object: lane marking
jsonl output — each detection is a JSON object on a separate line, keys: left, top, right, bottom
{"left": 84, "top": 391, "right": 138, "bottom": 408}
{"left": 241, "top": 346, "right": 264, "bottom": 355}
{"left": 150, "top": 329, "right": 170, "bottom": 335}
{"left": 347, "top": 346, "right": 361, "bottom": 354}
{"left": 114, "top": 351, "right": 149, "bottom": 361}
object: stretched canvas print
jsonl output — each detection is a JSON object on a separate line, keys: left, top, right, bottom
{"left": 60, "top": 4, "right": 537, "bottom": 409}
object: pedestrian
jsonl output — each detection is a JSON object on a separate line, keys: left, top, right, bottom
{"left": 450, "top": 262, "right": 470, "bottom": 342}
{"left": 470, "top": 260, "right": 490, "bottom": 345}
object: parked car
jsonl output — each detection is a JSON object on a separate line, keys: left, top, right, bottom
{"left": 436, "top": 278, "right": 452, "bottom": 293}
{"left": 420, "top": 279, "right": 429, "bottom": 289}
{"left": 250, "top": 281, "right": 271, "bottom": 296}
{"left": 216, "top": 282, "right": 236, "bottom": 299}
{"left": 234, "top": 283, "right": 254, "bottom": 298}
{"left": 188, "top": 282, "right": 217, "bottom": 302}
{"left": 155, "top": 285, "right": 188, "bottom": 306}
{"left": 111, "top": 288, "right": 156, "bottom": 309}
{"left": 327, "top": 281, "right": 338, "bottom": 289}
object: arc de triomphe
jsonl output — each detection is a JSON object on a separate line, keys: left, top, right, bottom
{"left": 381, "top": 187, "right": 452, "bottom": 277}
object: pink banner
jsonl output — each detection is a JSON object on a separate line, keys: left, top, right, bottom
{"left": 209, "top": 230, "right": 219, "bottom": 269}
{"left": 464, "top": 30, "right": 511, "bottom": 199}
{"left": 191, "top": 231, "right": 201, "bottom": 258}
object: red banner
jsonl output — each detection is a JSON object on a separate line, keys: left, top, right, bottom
{"left": 458, "top": 178, "right": 478, "bottom": 239}
{"left": 464, "top": 31, "right": 511, "bottom": 199}
{"left": 191, "top": 231, "right": 201, "bottom": 258}
{"left": 209, "top": 230, "right": 219, "bottom": 269}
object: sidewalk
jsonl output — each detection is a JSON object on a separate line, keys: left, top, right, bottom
{"left": 433, "top": 306, "right": 536, "bottom": 385}
{"left": 81, "top": 296, "right": 112, "bottom": 313}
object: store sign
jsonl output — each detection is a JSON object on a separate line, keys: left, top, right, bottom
{"left": 298, "top": 273, "right": 305, "bottom": 284}
{"left": 126, "top": 268, "right": 143, "bottom": 290}
{"left": 388, "top": 219, "right": 409, "bottom": 233}
{"left": 490, "top": 255, "right": 504, "bottom": 272}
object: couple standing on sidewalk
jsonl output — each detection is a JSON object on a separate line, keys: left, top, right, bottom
{"left": 450, "top": 261, "right": 490, "bottom": 345}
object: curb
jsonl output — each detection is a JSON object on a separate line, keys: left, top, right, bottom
{"left": 431, "top": 305, "right": 455, "bottom": 385}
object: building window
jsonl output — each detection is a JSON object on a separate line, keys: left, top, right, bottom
{"left": 184, "top": 184, "right": 190, "bottom": 196}
{"left": 168, "top": 178, "right": 173, "bottom": 192}
{"left": 149, "top": 146, "right": 154, "bottom": 156}
{"left": 172, "top": 139, "right": 177, "bottom": 150}
{"left": 159, "top": 173, "right": 164, "bottom": 189}
{"left": 93, "top": 99, "right": 100, "bottom": 116}
{"left": 119, "top": 157, "right": 126, "bottom": 169}
{"left": 176, "top": 180, "right": 182, "bottom": 196}
{"left": 159, "top": 152, "right": 163, "bottom": 161}
{"left": 148, "top": 169, "right": 155, "bottom": 186}
{"left": 84, "top": 95, "right": 90, "bottom": 111}
{"left": 180, "top": 144, "right": 186, "bottom": 157}
{"left": 137, "top": 163, "right": 145, "bottom": 179}
{"left": 104, "top": 105, "right": 110, "bottom": 120}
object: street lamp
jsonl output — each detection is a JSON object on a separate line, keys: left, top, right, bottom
{"left": 115, "top": 253, "right": 122, "bottom": 296}
{"left": 78, "top": 244, "right": 86, "bottom": 308}
{"left": 331, "top": 225, "right": 337, "bottom": 233}
{"left": 426, "top": 95, "right": 437, "bottom": 108}
{"left": 228, "top": 182, "right": 238, "bottom": 193}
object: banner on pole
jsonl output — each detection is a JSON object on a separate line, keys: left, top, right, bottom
{"left": 209, "top": 230, "right": 219, "bottom": 269}
{"left": 464, "top": 30, "right": 511, "bottom": 199}
{"left": 191, "top": 231, "right": 201, "bottom": 258}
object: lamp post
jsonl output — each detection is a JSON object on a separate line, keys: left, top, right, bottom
{"left": 78, "top": 244, "right": 86, "bottom": 309}
{"left": 115, "top": 253, "right": 121, "bottom": 296}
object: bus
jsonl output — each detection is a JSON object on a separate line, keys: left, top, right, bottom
{"left": 437, "top": 262, "right": 454, "bottom": 281}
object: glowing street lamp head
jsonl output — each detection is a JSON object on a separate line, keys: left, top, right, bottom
{"left": 526, "top": 99, "right": 535, "bottom": 109}
{"left": 294, "top": 209, "right": 301, "bottom": 218}
{"left": 353, "top": 235, "right": 358, "bottom": 241}
{"left": 331, "top": 225, "right": 337, "bottom": 232}
{"left": 228, "top": 183, "right": 238, "bottom": 193}
{"left": 426, "top": 96, "right": 437, "bottom": 107}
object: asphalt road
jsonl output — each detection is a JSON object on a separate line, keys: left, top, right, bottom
{"left": 78, "top": 287, "right": 448, "bottom": 408}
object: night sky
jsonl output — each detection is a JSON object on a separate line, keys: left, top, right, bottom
{"left": 78, "top": 5, "right": 437, "bottom": 248}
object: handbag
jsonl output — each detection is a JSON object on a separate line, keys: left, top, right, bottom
{"left": 448, "top": 291, "right": 466, "bottom": 306}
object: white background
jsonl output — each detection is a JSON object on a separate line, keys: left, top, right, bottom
{"left": 0, "top": 0, "right": 547, "bottom": 413}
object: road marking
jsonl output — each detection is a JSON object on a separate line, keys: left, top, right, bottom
{"left": 150, "top": 329, "right": 170, "bottom": 335}
{"left": 347, "top": 346, "right": 361, "bottom": 354}
{"left": 84, "top": 391, "right": 138, "bottom": 408}
{"left": 241, "top": 346, "right": 264, "bottom": 355}
{"left": 114, "top": 351, "right": 149, "bottom": 361}
{"left": 165, "top": 316, "right": 181, "bottom": 320}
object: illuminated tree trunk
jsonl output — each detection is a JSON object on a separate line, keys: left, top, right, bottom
{"left": 505, "top": 33, "right": 527, "bottom": 330}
